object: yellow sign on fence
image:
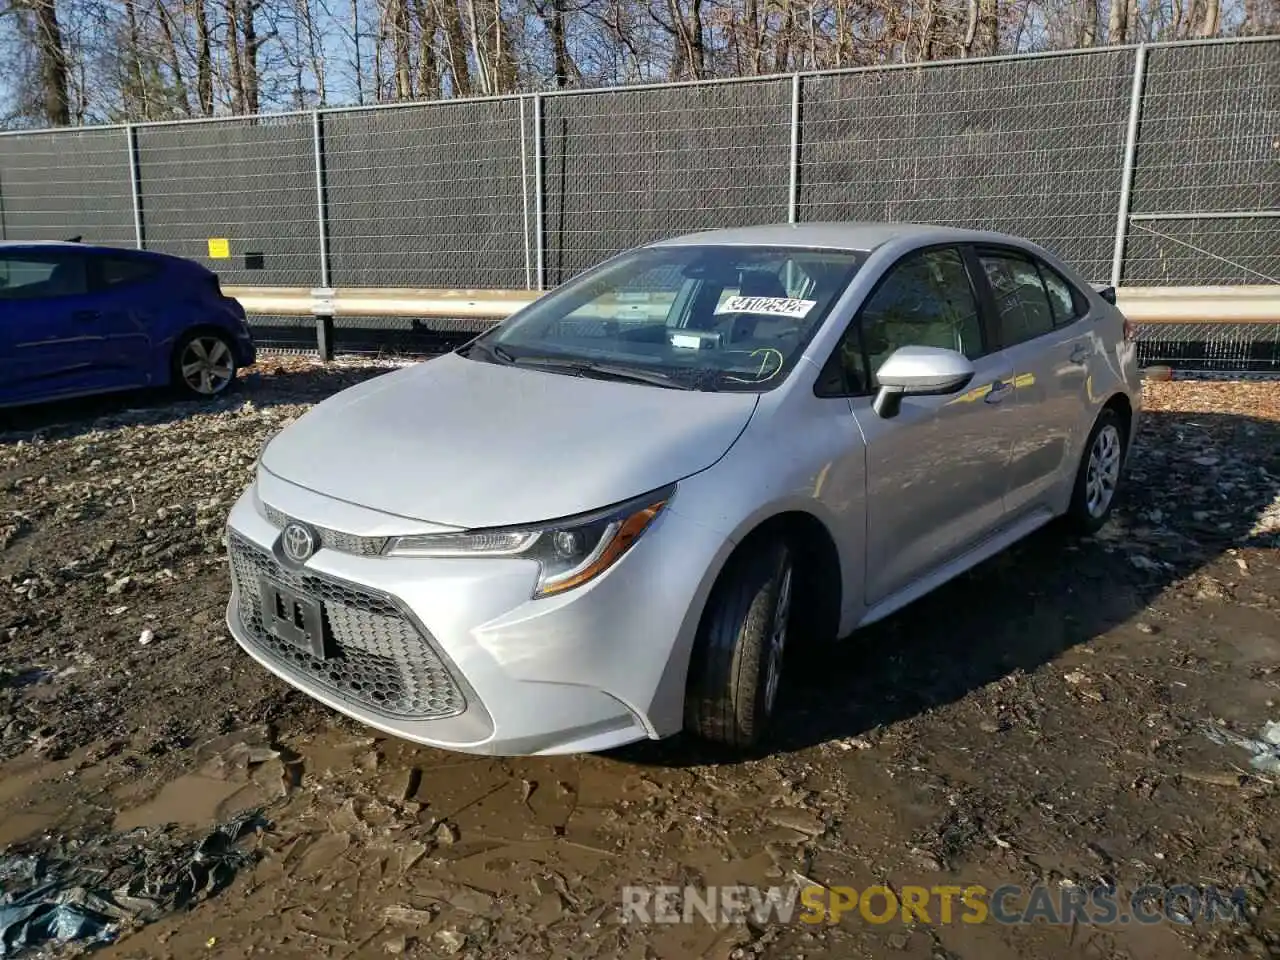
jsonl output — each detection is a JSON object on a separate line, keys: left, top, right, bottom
{"left": 207, "top": 238, "right": 230, "bottom": 259}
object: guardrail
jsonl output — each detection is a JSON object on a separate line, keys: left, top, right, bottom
{"left": 226, "top": 286, "right": 539, "bottom": 320}
{"left": 226, "top": 284, "right": 1280, "bottom": 359}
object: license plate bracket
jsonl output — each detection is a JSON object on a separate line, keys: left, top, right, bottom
{"left": 259, "top": 576, "right": 332, "bottom": 659}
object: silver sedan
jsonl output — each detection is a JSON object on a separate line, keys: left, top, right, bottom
{"left": 224, "top": 223, "right": 1141, "bottom": 755}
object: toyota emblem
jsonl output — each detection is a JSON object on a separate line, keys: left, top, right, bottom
{"left": 281, "top": 522, "right": 317, "bottom": 563}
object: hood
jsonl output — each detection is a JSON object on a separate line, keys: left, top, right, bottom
{"left": 261, "top": 352, "right": 758, "bottom": 528}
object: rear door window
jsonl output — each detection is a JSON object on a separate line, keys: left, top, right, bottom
{"left": 977, "top": 251, "right": 1055, "bottom": 347}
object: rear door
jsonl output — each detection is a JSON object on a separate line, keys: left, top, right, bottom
{"left": 971, "top": 246, "right": 1094, "bottom": 518}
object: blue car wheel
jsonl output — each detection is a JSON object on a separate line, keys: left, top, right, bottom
{"left": 172, "top": 329, "right": 237, "bottom": 398}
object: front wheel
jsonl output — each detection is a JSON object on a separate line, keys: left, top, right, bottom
{"left": 172, "top": 330, "right": 237, "bottom": 398}
{"left": 1066, "top": 408, "right": 1127, "bottom": 533}
{"left": 684, "top": 539, "right": 793, "bottom": 749}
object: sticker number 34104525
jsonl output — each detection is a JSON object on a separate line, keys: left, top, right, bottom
{"left": 714, "top": 296, "right": 817, "bottom": 319}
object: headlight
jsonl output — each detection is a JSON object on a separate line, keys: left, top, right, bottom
{"left": 385, "top": 485, "right": 674, "bottom": 598}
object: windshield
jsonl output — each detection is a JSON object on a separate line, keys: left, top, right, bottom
{"left": 466, "top": 245, "right": 862, "bottom": 391}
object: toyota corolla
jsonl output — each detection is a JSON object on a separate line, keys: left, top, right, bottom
{"left": 225, "top": 223, "right": 1140, "bottom": 755}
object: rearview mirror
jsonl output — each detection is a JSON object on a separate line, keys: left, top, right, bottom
{"left": 873, "top": 346, "right": 976, "bottom": 419}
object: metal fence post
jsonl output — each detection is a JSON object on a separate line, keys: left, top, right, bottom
{"left": 125, "top": 124, "right": 144, "bottom": 249}
{"left": 788, "top": 73, "right": 801, "bottom": 224}
{"left": 311, "top": 109, "right": 335, "bottom": 360}
{"left": 519, "top": 97, "right": 533, "bottom": 290}
{"left": 312, "top": 110, "right": 331, "bottom": 289}
{"left": 1111, "top": 44, "right": 1148, "bottom": 289}
{"left": 533, "top": 93, "right": 545, "bottom": 291}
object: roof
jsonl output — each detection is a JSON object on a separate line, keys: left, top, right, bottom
{"left": 0, "top": 240, "right": 170, "bottom": 259}
{"left": 651, "top": 221, "right": 1022, "bottom": 252}
{"left": 0, "top": 240, "right": 86, "bottom": 248}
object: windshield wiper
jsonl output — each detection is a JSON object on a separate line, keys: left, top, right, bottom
{"left": 462, "top": 339, "right": 516, "bottom": 364}
{"left": 512, "top": 355, "right": 692, "bottom": 390}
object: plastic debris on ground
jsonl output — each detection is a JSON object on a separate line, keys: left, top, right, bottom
{"left": 0, "top": 810, "right": 267, "bottom": 957}
{"left": 1200, "top": 720, "right": 1280, "bottom": 775}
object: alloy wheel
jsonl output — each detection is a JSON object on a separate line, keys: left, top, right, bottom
{"left": 180, "top": 337, "right": 235, "bottom": 395}
{"left": 762, "top": 555, "right": 793, "bottom": 716}
{"left": 1085, "top": 424, "right": 1122, "bottom": 518}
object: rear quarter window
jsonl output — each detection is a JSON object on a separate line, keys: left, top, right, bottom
{"left": 99, "top": 256, "right": 162, "bottom": 288}
{"left": 1036, "top": 261, "right": 1089, "bottom": 327}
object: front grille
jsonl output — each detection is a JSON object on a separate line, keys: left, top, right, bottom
{"left": 261, "top": 502, "right": 388, "bottom": 557}
{"left": 228, "top": 532, "right": 464, "bottom": 720}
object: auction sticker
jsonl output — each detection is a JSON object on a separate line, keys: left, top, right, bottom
{"left": 715, "top": 296, "right": 816, "bottom": 319}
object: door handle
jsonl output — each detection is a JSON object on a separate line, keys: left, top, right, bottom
{"left": 71, "top": 310, "right": 99, "bottom": 322}
{"left": 984, "top": 378, "right": 1013, "bottom": 404}
{"left": 1070, "top": 344, "right": 1090, "bottom": 364}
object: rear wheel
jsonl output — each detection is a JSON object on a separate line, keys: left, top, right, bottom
{"left": 684, "top": 538, "right": 793, "bottom": 748}
{"left": 172, "top": 330, "right": 237, "bottom": 398}
{"left": 1066, "top": 408, "right": 1127, "bottom": 533}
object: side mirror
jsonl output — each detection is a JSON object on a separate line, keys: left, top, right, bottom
{"left": 873, "top": 346, "right": 976, "bottom": 419}
{"left": 1093, "top": 283, "right": 1117, "bottom": 305}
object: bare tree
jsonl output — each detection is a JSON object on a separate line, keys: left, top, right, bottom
{"left": 385, "top": 0, "right": 411, "bottom": 97}
{"left": 0, "top": 0, "right": 1267, "bottom": 127}
{"left": 192, "top": 0, "right": 214, "bottom": 113}
{"left": 409, "top": 0, "right": 437, "bottom": 96}
{"left": 1078, "top": 0, "right": 1099, "bottom": 45}
{"left": 154, "top": 0, "right": 194, "bottom": 115}
{"left": 1200, "top": 0, "right": 1221, "bottom": 35}
{"left": 533, "top": 0, "right": 575, "bottom": 87}
{"left": 19, "top": 0, "right": 72, "bottom": 123}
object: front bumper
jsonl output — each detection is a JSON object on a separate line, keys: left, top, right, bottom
{"left": 224, "top": 474, "right": 731, "bottom": 755}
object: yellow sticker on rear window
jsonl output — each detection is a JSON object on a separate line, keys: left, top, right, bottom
{"left": 207, "top": 238, "right": 230, "bottom": 259}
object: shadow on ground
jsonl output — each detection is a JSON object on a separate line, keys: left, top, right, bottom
{"left": 0, "top": 359, "right": 414, "bottom": 440}
{"left": 617, "top": 407, "right": 1280, "bottom": 767}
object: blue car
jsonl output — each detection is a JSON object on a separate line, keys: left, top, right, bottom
{"left": 0, "top": 241, "right": 255, "bottom": 408}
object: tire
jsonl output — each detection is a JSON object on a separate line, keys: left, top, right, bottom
{"left": 684, "top": 539, "right": 793, "bottom": 748}
{"left": 172, "top": 329, "right": 238, "bottom": 399}
{"left": 1065, "top": 408, "right": 1127, "bottom": 534}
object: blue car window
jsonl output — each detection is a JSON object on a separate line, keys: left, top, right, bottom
{"left": 99, "top": 256, "right": 160, "bottom": 288}
{"left": 0, "top": 252, "right": 90, "bottom": 300}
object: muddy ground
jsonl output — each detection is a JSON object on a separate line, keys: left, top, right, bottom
{"left": 1, "top": 361, "right": 1277, "bottom": 960}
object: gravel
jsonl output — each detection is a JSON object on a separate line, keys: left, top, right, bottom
{"left": 0, "top": 360, "right": 1276, "bottom": 959}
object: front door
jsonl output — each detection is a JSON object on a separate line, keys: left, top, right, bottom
{"left": 0, "top": 248, "right": 115, "bottom": 402}
{"left": 838, "top": 246, "right": 1016, "bottom": 606}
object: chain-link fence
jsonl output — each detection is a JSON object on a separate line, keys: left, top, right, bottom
{"left": 133, "top": 115, "right": 322, "bottom": 286}
{"left": 542, "top": 78, "right": 794, "bottom": 284}
{"left": 0, "top": 126, "right": 135, "bottom": 246}
{"left": 323, "top": 99, "right": 529, "bottom": 289}
{"left": 1124, "top": 39, "right": 1279, "bottom": 289}
{"left": 800, "top": 49, "right": 1136, "bottom": 282}
{"left": 0, "top": 36, "right": 1276, "bottom": 367}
